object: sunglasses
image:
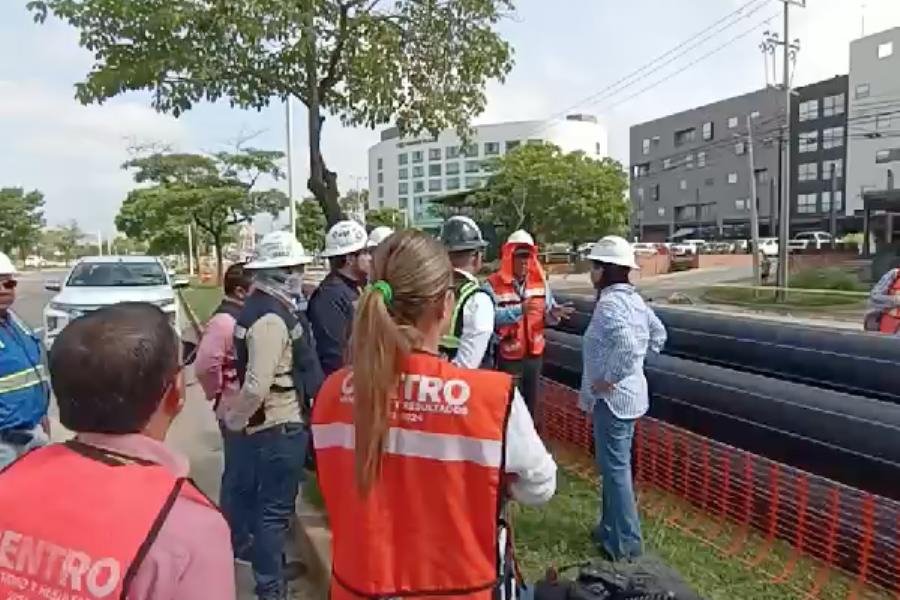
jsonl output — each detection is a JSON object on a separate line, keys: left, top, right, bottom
{"left": 0, "top": 279, "right": 18, "bottom": 290}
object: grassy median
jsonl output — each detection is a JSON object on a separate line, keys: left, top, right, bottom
{"left": 180, "top": 284, "right": 223, "bottom": 324}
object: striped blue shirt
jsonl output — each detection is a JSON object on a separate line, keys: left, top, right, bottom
{"left": 579, "top": 284, "right": 667, "bottom": 419}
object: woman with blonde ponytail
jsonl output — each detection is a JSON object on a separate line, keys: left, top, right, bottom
{"left": 312, "top": 229, "right": 557, "bottom": 600}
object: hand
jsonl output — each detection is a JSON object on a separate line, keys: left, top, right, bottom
{"left": 591, "top": 380, "right": 615, "bottom": 394}
{"left": 550, "top": 303, "right": 576, "bottom": 321}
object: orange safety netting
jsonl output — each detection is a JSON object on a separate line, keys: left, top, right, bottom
{"left": 537, "top": 378, "right": 900, "bottom": 599}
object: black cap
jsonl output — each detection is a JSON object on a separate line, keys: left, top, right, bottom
{"left": 439, "top": 216, "right": 488, "bottom": 252}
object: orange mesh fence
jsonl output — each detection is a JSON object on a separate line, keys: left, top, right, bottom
{"left": 537, "top": 378, "right": 900, "bottom": 599}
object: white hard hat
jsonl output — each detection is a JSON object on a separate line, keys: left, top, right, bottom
{"left": 245, "top": 231, "right": 313, "bottom": 269}
{"left": 367, "top": 226, "right": 394, "bottom": 248}
{"left": 507, "top": 229, "right": 535, "bottom": 247}
{"left": 0, "top": 252, "right": 17, "bottom": 276}
{"left": 320, "top": 220, "right": 368, "bottom": 258}
{"left": 586, "top": 235, "right": 640, "bottom": 270}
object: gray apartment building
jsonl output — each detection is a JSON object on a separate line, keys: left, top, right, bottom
{"left": 630, "top": 87, "right": 785, "bottom": 242}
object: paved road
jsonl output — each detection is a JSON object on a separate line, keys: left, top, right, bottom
{"left": 548, "top": 264, "right": 754, "bottom": 300}
{"left": 12, "top": 272, "right": 312, "bottom": 599}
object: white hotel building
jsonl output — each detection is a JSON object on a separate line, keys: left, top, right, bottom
{"left": 367, "top": 115, "right": 609, "bottom": 230}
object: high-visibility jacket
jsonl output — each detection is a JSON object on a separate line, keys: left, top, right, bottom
{"left": 880, "top": 270, "right": 900, "bottom": 334}
{"left": 439, "top": 270, "right": 493, "bottom": 364}
{"left": 0, "top": 441, "right": 212, "bottom": 600}
{"left": 312, "top": 352, "right": 513, "bottom": 599}
{"left": 0, "top": 311, "right": 48, "bottom": 431}
{"left": 486, "top": 244, "right": 547, "bottom": 361}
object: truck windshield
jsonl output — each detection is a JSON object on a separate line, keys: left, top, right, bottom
{"left": 66, "top": 262, "right": 168, "bottom": 287}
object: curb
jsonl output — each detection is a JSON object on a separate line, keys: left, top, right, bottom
{"left": 177, "top": 289, "right": 203, "bottom": 335}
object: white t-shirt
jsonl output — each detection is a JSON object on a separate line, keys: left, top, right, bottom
{"left": 451, "top": 269, "right": 495, "bottom": 370}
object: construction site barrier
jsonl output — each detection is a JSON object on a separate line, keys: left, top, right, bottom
{"left": 537, "top": 378, "right": 900, "bottom": 599}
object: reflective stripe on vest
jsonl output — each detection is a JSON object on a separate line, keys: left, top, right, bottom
{"left": 312, "top": 353, "right": 512, "bottom": 599}
{"left": 0, "top": 442, "right": 212, "bottom": 600}
{"left": 440, "top": 280, "right": 481, "bottom": 351}
{"left": 487, "top": 273, "right": 547, "bottom": 361}
{"left": 0, "top": 364, "right": 46, "bottom": 394}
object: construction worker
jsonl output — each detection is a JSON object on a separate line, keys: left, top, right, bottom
{"left": 226, "top": 231, "right": 324, "bottom": 600}
{"left": 312, "top": 229, "right": 557, "bottom": 600}
{"left": 0, "top": 303, "right": 235, "bottom": 599}
{"left": 580, "top": 236, "right": 667, "bottom": 561}
{"left": 438, "top": 216, "right": 496, "bottom": 368}
{"left": 194, "top": 262, "right": 255, "bottom": 562}
{"left": 485, "top": 230, "right": 574, "bottom": 415}
{"left": 0, "top": 251, "right": 49, "bottom": 469}
{"left": 867, "top": 265, "right": 900, "bottom": 334}
{"left": 308, "top": 219, "right": 372, "bottom": 376}
{"left": 367, "top": 225, "right": 394, "bottom": 248}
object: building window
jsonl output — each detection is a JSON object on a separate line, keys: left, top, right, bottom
{"left": 376, "top": 172, "right": 383, "bottom": 184}
{"left": 728, "top": 116, "right": 738, "bottom": 129}
{"left": 595, "top": 142, "right": 602, "bottom": 155}
{"left": 876, "top": 148, "right": 900, "bottom": 163}
{"left": 797, "top": 193, "right": 818, "bottom": 214}
{"left": 735, "top": 198, "right": 748, "bottom": 211}
{"left": 634, "top": 163, "right": 650, "bottom": 178}
{"left": 428, "top": 163, "right": 442, "bottom": 177}
{"left": 697, "top": 152, "right": 706, "bottom": 168}
{"left": 823, "top": 158, "right": 843, "bottom": 179}
{"left": 399, "top": 167, "right": 408, "bottom": 180}
{"left": 685, "top": 153, "right": 694, "bottom": 169}
{"left": 379, "top": 200, "right": 385, "bottom": 208}
{"left": 650, "top": 184, "right": 660, "bottom": 202}
{"left": 484, "top": 142, "right": 500, "bottom": 156}
{"left": 378, "top": 186, "right": 384, "bottom": 198}
{"left": 679, "top": 179, "right": 687, "bottom": 190}
{"left": 757, "top": 170, "right": 769, "bottom": 183}
{"left": 429, "top": 148, "right": 442, "bottom": 161}
{"left": 446, "top": 177, "right": 461, "bottom": 191}
{"left": 412, "top": 151, "right": 423, "bottom": 163}
{"left": 527, "top": 139, "right": 542, "bottom": 145}
{"left": 428, "top": 179, "right": 442, "bottom": 192}
{"left": 798, "top": 162, "right": 818, "bottom": 182}
{"left": 822, "top": 191, "right": 844, "bottom": 212}
{"left": 798, "top": 130, "right": 818, "bottom": 153}
{"left": 735, "top": 141, "right": 746, "bottom": 155}
{"left": 399, "top": 197, "right": 408, "bottom": 209}
{"left": 377, "top": 158, "right": 383, "bottom": 170}
{"left": 657, "top": 207, "right": 666, "bottom": 217}
{"left": 823, "top": 93, "right": 845, "bottom": 117}
{"left": 465, "top": 177, "right": 482, "bottom": 188}
{"left": 751, "top": 110, "right": 761, "bottom": 119}
{"left": 462, "top": 143, "right": 479, "bottom": 157}
{"left": 505, "top": 140, "right": 521, "bottom": 152}
{"left": 413, "top": 181, "right": 425, "bottom": 193}
{"left": 465, "top": 160, "right": 480, "bottom": 173}
{"left": 446, "top": 146, "right": 461, "bottom": 159}
{"left": 412, "top": 165, "right": 424, "bottom": 178}
{"left": 799, "top": 99, "right": 818, "bottom": 122}
{"left": 399, "top": 182, "right": 408, "bottom": 195}
{"left": 641, "top": 139, "right": 650, "bottom": 155}
{"left": 674, "top": 127, "right": 697, "bottom": 147}
{"left": 663, "top": 158, "right": 674, "bottom": 170}
{"left": 446, "top": 162, "right": 460, "bottom": 176}
{"left": 398, "top": 153, "right": 408, "bottom": 165}
{"left": 856, "top": 83, "right": 870, "bottom": 99}
{"left": 705, "top": 177, "right": 715, "bottom": 187}
{"left": 702, "top": 122, "right": 714, "bottom": 141}
{"left": 727, "top": 172, "right": 738, "bottom": 184}
{"left": 636, "top": 187, "right": 645, "bottom": 203}
{"left": 822, "top": 126, "right": 844, "bottom": 149}
{"left": 877, "top": 113, "right": 892, "bottom": 131}
{"left": 878, "top": 41, "right": 894, "bottom": 59}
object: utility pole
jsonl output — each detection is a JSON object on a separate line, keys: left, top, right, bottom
{"left": 746, "top": 115, "right": 761, "bottom": 286}
{"left": 285, "top": 99, "right": 297, "bottom": 237}
{"left": 829, "top": 163, "right": 838, "bottom": 248}
{"left": 97, "top": 231, "right": 103, "bottom": 256}
{"left": 187, "top": 224, "right": 195, "bottom": 277}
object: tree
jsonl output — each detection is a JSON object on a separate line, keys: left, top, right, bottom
{"left": 366, "top": 207, "right": 405, "bottom": 230}
{"left": 29, "top": 0, "right": 515, "bottom": 227}
{"left": 296, "top": 200, "right": 327, "bottom": 253}
{"left": 469, "top": 144, "right": 629, "bottom": 246}
{"left": 0, "top": 188, "right": 45, "bottom": 257}
{"left": 340, "top": 189, "right": 369, "bottom": 221}
{"left": 115, "top": 150, "right": 289, "bottom": 281}
{"left": 56, "top": 220, "right": 84, "bottom": 264}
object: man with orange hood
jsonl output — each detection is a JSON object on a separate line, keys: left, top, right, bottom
{"left": 485, "top": 230, "right": 573, "bottom": 415}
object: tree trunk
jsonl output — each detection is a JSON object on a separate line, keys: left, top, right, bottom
{"left": 213, "top": 231, "right": 224, "bottom": 285}
{"left": 303, "top": 5, "right": 344, "bottom": 228}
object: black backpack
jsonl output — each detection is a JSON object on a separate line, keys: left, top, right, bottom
{"left": 534, "top": 556, "right": 703, "bottom": 600}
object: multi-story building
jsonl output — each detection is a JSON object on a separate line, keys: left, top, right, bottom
{"left": 368, "top": 115, "right": 608, "bottom": 230}
{"left": 790, "top": 75, "right": 850, "bottom": 232}
{"left": 629, "top": 87, "right": 785, "bottom": 241}
{"left": 847, "top": 26, "right": 900, "bottom": 241}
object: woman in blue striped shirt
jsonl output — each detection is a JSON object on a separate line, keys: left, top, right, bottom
{"left": 580, "top": 236, "right": 667, "bottom": 561}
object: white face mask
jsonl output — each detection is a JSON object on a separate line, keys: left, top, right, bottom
{"left": 285, "top": 272, "right": 305, "bottom": 296}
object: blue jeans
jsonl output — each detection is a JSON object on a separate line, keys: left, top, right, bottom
{"left": 219, "top": 423, "right": 257, "bottom": 555}
{"left": 249, "top": 422, "right": 307, "bottom": 599}
{"left": 0, "top": 425, "right": 48, "bottom": 470}
{"left": 591, "top": 400, "right": 642, "bottom": 560}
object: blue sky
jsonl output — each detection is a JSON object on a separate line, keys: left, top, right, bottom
{"left": 2, "top": 0, "right": 899, "bottom": 236}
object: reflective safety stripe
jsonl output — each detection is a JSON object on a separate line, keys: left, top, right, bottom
{"left": 312, "top": 423, "right": 503, "bottom": 468}
{"left": 523, "top": 287, "right": 546, "bottom": 299}
{"left": 493, "top": 292, "right": 520, "bottom": 304}
{"left": 0, "top": 365, "right": 47, "bottom": 394}
{"left": 441, "top": 281, "right": 481, "bottom": 351}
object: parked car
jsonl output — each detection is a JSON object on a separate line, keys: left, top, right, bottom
{"left": 42, "top": 255, "right": 188, "bottom": 350}
{"left": 759, "top": 237, "right": 779, "bottom": 257}
{"left": 632, "top": 242, "right": 660, "bottom": 256}
{"left": 790, "top": 231, "right": 833, "bottom": 251}
{"left": 671, "top": 239, "right": 707, "bottom": 256}
{"left": 24, "top": 255, "right": 46, "bottom": 269}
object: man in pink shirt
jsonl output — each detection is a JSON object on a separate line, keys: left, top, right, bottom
{"left": 0, "top": 302, "right": 235, "bottom": 600}
{"left": 194, "top": 263, "right": 255, "bottom": 561}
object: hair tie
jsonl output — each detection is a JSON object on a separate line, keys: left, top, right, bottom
{"left": 369, "top": 280, "right": 393, "bottom": 305}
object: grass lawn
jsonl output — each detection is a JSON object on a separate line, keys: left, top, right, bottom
{"left": 180, "top": 284, "right": 224, "bottom": 324}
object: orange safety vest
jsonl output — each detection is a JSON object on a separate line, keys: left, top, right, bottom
{"left": 0, "top": 441, "right": 214, "bottom": 600}
{"left": 880, "top": 270, "right": 900, "bottom": 334}
{"left": 312, "top": 352, "right": 513, "bottom": 599}
{"left": 486, "top": 243, "right": 547, "bottom": 361}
